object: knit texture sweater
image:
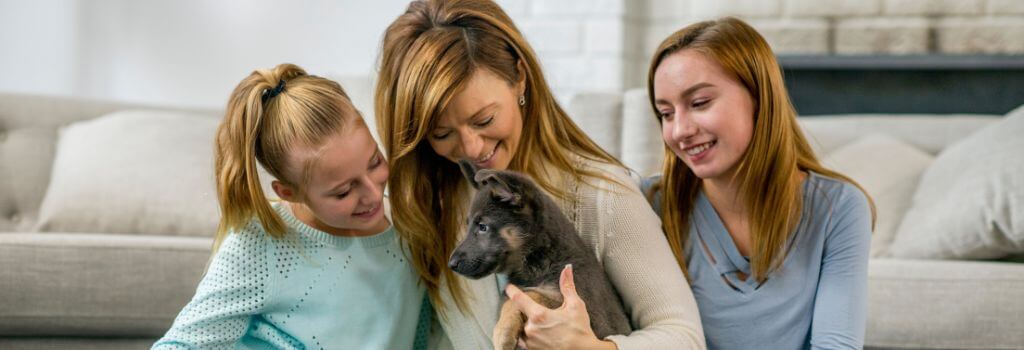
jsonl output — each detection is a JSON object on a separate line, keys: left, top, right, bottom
{"left": 432, "top": 158, "right": 706, "bottom": 350}
{"left": 153, "top": 202, "right": 429, "bottom": 350}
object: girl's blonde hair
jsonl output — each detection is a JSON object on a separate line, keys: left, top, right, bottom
{"left": 213, "top": 63, "right": 359, "bottom": 253}
{"left": 647, "top": 17, "right": 875, "bottom": 282}
{"left": 376, "top": 0, "right": 620, "bottom": 315}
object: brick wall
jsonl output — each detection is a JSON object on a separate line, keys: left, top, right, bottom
{"left": 497, "top": 0, "right": 1024, "bottom": 100}
{"left": 497, "top": 0, "right": 639, "bottom": 101}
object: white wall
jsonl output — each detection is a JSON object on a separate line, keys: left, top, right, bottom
{"left": 0, "top": 0, "right": 637, "bottom": 110}
{"left": 0, "top": 0, "right": 410, "bottom": 109}
{"left": 0, "top": 0, "right": 80, "bottom": 97}
{"left": 7, "top": 0, "right": 1020, "bottom": 110}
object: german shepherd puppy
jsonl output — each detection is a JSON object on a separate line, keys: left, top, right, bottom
{"left": 449, "top": 160, "right": 631, "bottom": 349}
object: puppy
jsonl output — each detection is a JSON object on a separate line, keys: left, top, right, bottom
{"left": 448, "top": 160, "right": 631, "bottom": 349}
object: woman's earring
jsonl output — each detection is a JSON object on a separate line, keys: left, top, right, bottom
{"left": 518, "top": 95, "right": 526, "bottom": 106}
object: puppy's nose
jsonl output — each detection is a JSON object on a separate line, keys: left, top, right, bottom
{"left": 448, "top": 252, "right": 463, "bottom": 271}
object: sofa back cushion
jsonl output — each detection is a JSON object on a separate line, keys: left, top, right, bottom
{"left": 33, "top": 109, "right": 229, "bottom": 237}
{"left": 799, "top": 115, "right": 998, "bottom": 156}
{"left": 888, "top": 105, "right": 1024, "bottom": 259}
{"left": 0, "top": 94, "right": 160, "bottom": 232}
{"left": 821, "top": 133, "right": 935, "bottom": 257}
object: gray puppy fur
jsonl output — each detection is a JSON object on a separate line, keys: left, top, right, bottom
{"left": 449, "top": 160, "right": 631, "bottom": 349}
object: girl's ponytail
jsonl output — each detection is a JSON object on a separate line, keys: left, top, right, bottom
{"left": 213, "top": 64, "right": 310, "bottom": 253}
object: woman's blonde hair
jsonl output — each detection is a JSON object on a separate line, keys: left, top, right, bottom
{"left": 213, "top": 63, "right": 360, "bottom": 253}
{"left": 647, "top": 17, "right": 875, "bottom": 282}
{"left": 376, "top": 0, "right": 620, "bottom": 315}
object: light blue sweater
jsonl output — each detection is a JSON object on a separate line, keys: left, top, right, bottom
{"left": 153, "top": 202, "right": 430, "bottom": 350}
{"left": 645, "top": 172, "right": 872, "bottom": 349}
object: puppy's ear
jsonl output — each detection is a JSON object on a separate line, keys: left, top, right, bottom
{"left": 459, "top": 159, "right": 481, "bottom": 189}
{"left": 476, "top": 170, "right": 521, "bottom": 206}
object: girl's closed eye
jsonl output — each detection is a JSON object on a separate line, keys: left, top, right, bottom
{"left": 334, "top": 188, "right": 351, "bottom": 199}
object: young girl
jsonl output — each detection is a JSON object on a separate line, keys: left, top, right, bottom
{"left": 376, "top": 0, "right": 704, "bottom": 349}
{"left": 644, "top": 18, "right": 875, "bottom": 349}
{"left": 153, "top": 64, "right": 430, "bottom": 349}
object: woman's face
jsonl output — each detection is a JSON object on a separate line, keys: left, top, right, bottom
{"left": 428, "top": 68, "right": 525, "bottom": 171}
{"left": 653, "top": 49, "right": 755, "bottom": 182}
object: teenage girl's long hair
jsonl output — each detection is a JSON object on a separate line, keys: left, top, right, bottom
{"left": 647, "top": 18, "right": 875, "bottom": 282}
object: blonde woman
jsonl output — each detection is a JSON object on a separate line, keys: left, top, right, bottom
{"left": 154, "top": 64, "right": 429, "bottom": 349}
{"left": 644, "top": 18, "right": 876, "bottom": 349}
{"left": 375, "top": 0, "right": 704, "bottom": 349}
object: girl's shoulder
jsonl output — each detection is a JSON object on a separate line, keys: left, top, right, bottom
{"left": 805, "top": 171, "right": 870, "bottom": 209}
{"left": 803, "top": 171, "right": 873, "bottom": 241}
{"left": 639, "top": 174, "right": 663, "bottom": 215}
{"left": 219, "top": 201, "right": 297, "bottom": 254}
{"left": 218, "top": 218, "right": 275, "bottom": 258}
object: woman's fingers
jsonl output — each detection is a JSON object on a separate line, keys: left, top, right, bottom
{"left": 559, "top": 264, "right": 584, "bottom": 311}
{"left": 506, "top": 284, "right": 549, "bottom": 319}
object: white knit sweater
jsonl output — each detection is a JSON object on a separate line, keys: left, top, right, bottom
{"left": 431, "top": 158, "right": 706, "bottom": 350}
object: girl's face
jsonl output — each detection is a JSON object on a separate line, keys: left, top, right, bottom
{"left": 428, "top": 68, "right": 525, "bottom": 171}
{"left": 653, "top": 49, "right": 755, "bottom": 183}
{"left": 275, "top": 121, "right": 390, "bottom": 235}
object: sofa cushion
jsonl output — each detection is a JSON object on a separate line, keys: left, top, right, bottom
{"left": 620, "top": 89, "right": 665, "bottom": 176}
{"left": 0, "top": 94, "right": 220, "bottom": 233}
{"left": 866, "top": 259, "right": 1024, "bottom": 349}
{"left": 568, "top": 92, "right": 623, "bottom": 159}
{"left": 33, "top": 110, "right": 222, "bottom": 237}
{"left": 888, "top": 105, "right": 1024, "bottom": 259}
{"left": 0, "top": 232, "right": 209, "bottom": 337}
{"left": 799, "top": 114, "right": 997, "bottom": 156}
{"left": 0, "top": 337, "right": 158, "bottom": 350}
{"left": 822, "top": 133, "right": 934, "bottom": 257}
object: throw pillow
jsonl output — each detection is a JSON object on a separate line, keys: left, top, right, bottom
{"left": 822, "top": 133, "right": 934, "bottom": 257}
{"left": 887, "top": 105, "right": 1024, "bottom": 259}
{"left": 34, "top": 110, "right": 227, "bottom": 236}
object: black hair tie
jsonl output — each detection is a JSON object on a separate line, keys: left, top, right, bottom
{"left": 261, "top": 80, "right": 286, "bottom": 103}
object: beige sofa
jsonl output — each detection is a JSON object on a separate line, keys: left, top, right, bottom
{"left": 0, "top": 86, "right": 1022, "bottom": 350}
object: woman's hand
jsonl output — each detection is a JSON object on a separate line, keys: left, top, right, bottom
{"left": 505, "top": 265, "right": 618, "bottom": 350}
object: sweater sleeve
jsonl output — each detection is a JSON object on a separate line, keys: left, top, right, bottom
{"left": 593, "top": 167, "right": 706, "bottom": 350}
{"left": 152, "top": 226, "right": 274, "bottom": 349}
{"left": 810, "top": 185, "right": 872, "bottom": 350}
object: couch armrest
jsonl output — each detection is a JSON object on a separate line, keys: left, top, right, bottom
{"left": 866, "top": 258, "right": 1024, "bottom": 349}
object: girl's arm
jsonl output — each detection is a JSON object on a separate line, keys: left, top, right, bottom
{"left": 152, "top": 229, "right": 274, "bottom": 349}
{"left": 597, "top": 168, "right": 706, "bottom": 350}
{"left": 810, "top": 185, "right": 872, "bottom": 349}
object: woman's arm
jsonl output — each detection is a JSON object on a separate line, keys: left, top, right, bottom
{"left": 152, "top": 230, "right": 274, "bottom": 349}
{"left": 810, "top": 185, "right": 872, "bottom": 349}
{"left": 596, "top": 168, "right": 705, "bottom": 350}
{"left": 507, "top": 166, "right": 705, "bottom": 349}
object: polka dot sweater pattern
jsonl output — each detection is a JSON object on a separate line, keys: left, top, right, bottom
{"left": 153, "top": 202, "right": 430, "bottom": 350}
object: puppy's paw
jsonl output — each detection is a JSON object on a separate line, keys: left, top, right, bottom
{"left": 491, "top": 333, "right": 518, "bottom": 350}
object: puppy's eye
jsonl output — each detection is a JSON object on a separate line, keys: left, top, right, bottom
{"left": 476, "top": 223, "right": 489, "bottom": 234}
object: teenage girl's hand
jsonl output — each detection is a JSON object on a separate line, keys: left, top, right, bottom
{"left": 505, "top": 265, "right": 618, "bottom": 350}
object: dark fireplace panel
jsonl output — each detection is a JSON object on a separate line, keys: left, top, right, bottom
{"left": 780, "top": 55, "right": 1024, "bottom": 115}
